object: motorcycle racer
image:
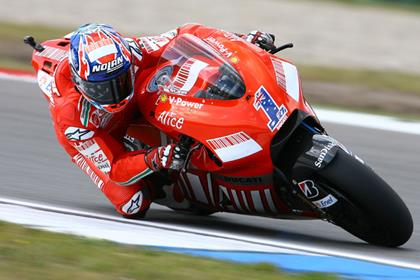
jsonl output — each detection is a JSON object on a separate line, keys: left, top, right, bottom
{"left": 49, "top": 23, "right": 275, "bottom": 218}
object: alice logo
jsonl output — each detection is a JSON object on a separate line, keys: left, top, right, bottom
{"left": 157, "top": 111, "right": 184, "bottom": 129}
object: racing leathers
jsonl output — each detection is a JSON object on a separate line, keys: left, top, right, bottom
{"left": 50, "top": 24, "right": 272, "bottom": 217}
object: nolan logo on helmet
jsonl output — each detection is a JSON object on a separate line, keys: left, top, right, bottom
{"left": 92, "top": 56, "right": 124, "bottom": 73}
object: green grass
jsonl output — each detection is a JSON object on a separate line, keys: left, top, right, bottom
{"left": 0, "top": 57, "right": 32, "bottom": 71}
{"left": 0, "top": 21, "right": 72, "bottom": 42}
{"left": 299, "top": 65, "right": 420, "bottom": 95}
{"left": 0, "top": 221, "right": 337, "bottom": 280}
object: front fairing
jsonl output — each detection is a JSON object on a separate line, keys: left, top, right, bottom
{"left": 137, "top": 33, "right": 316, "bottom": 175}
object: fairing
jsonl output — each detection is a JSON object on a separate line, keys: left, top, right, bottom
{"left": 138, "top": 34, "right": 317, "bottom": 177}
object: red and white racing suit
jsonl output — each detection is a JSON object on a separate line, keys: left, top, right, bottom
{"left": 50, "top": 24, "right": 219, "bottom": 217}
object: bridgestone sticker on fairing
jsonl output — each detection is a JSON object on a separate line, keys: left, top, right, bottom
{"left": 297, "top": 180, "right": 319, "bottom": 199}
{"left": 206, "top": 132, "right": 262, "bottom": 162}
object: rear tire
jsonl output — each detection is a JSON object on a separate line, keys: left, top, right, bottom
{"left": 318, "top": 150, "right": 413, "bottom": 247}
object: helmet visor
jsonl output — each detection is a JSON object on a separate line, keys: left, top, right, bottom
{"left": 76, "top": 70, "right": 133, "bottom": 105}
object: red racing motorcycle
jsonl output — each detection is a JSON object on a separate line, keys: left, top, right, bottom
{"left": 26, "top": 30, "right": 413, "bottom": 247}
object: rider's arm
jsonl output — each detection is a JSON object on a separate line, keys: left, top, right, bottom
{"left": 54, "top": 109, "right": 184, "bottom": 187}
{"left": 54, "top": 119, "right": 153, "bottom": 186}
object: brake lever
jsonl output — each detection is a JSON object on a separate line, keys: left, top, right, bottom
{"left": 269, "top": 43, "right": 294, "bottom": 54}
{"left": 23, "top": 36, "right": 45, "bottom": 52}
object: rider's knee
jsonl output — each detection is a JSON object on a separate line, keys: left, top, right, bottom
{"left": 118, "top": 189, "right": 152, "bottom": 218}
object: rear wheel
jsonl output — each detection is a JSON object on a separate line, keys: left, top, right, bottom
{"left": 317, "top": 150, "right": 413, "bottom": 247}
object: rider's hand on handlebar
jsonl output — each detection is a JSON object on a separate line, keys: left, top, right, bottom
{"left": 145, "top": 144, "right": 188, "bottom": 171}
{"left": 245, "top": 30, "right": 276, "bottom": 52}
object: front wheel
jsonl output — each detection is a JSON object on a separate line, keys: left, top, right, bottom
{"left": 317, "top": 150, "right": 413, "bottom": 247}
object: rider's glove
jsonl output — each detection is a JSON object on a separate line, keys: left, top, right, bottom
{"left": 144, "top": 144, "right": 188, "bottom": 171}
{"left": 245, "top": 30, "right": 276, "bottom": 52}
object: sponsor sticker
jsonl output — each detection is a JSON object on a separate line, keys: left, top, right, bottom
{"left": 253, "top": 86, "right": 288, "bottom": 131}
{"left": 230, "top": 57, "right": 239, "bottom": 64}
{"left": 160, "top": 29, "right": 178, "bottom": 40}
{"left": 90, "top": 109, "right": 112, "bottom": 128}
{"left": 172, "top": 58, "right": 208, "bottom": 94}
{"left": 215, "top": 174, "right": 272, "bottom": 186}
{"left": 168, "top": 96, "right": 204, "bottom": 110}
{"left": 91, "top": 56, "right": 124, "bottom": 73}
{"left": 147, "top": 65, "right": 174, "bottom": 92}
{"left": 35, "top": 46, "right": 68, "bottom": 61}
{"left": 65, "top": 127, "right": 95, "bottom": 141}
{"left": 37, "top": 70, "right": 54, "bottom": 104}
{"left": 140, "top": 37, "right": 161, "bottom": 53}
{"left": 122, "top": 191, "right": 143, "bottom": 215}
{"left": 139, "top": 29, "right": 177, "bottom": 54}
{"left": 222, "top": 31, "right": 242, "bottom": 41}
{"left": 73, "top": 139, "right": 111, "bottom": 173}
{"left": 206, "top": 131, "right": 262, "bottom": 162}
{"left": 157, "top": 111, "right": 185, "bottom": 129}
{"left": 298, "top": 180, "right": 319, "bottom": 199}
{"left": 312, "top": 194, "right": 338, "bottom": 209}
{"left": 90, "top": 150, "right": 111, "bottom": 173}
{"left": 160, "top": 94, "right": 168, "bottom": 103}
{"left": 315, "top": 141, "right": 336, "bottom": 168}
{"left": 73, "top": 154, "right": 104, "bottom": 189}
{"left": 204, "top": 36, "right": 233, "bottom": 58}
{"left": 270, "top": 57, "right": 300, "bottom": 102}
{"left": 270, "top": 57, "right": 286, "bottom": 91}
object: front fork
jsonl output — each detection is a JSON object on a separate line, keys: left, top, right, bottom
{"left": 271, "top": 115, "right": 359, "bottom": 217}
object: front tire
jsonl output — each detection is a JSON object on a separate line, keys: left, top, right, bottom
{"left": 318, "top": 150, "right": 413, "bottom": 247}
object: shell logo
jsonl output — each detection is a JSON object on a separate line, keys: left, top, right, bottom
{"left": 160, "top": 94, "right": 168, "bottom": 103}
{"left": 230, "top": 57, "right": 239, "bottom": 64}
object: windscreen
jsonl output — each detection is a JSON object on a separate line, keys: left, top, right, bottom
{"left": 155, "top": 34, "right": 245, "bottom": 100}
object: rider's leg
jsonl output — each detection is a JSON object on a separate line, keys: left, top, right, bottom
{"left": 101, "top": 179, "right": 152, "bottom": 218}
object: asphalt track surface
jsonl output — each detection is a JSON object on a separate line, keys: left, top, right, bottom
{"left": 1, "top": 79, "right": 420, "bottom": 265}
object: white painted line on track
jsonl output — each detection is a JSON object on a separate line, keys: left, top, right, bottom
{"left": 315, "top": 108, "right": 420, "bottom": 135}
{"left": 1, "top": 196, "right": 419, "bottom": 271}
{"left": 0, "top": 197, "right": 314, "bottom": 255}
{"left": 1, "top": 70, "right": 419, "bottom": 135}
{"left": 0, "top": 72, "right": 36, "bottom": 83}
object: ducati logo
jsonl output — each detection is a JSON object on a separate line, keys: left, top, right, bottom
{"left": 297, "top": 180, "right": 319, "bottom": 199}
